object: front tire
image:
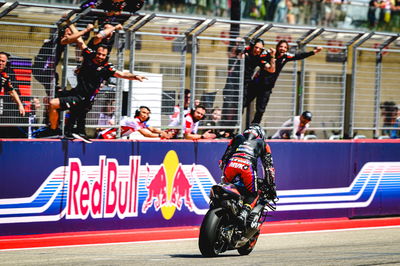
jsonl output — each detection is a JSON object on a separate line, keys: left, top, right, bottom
{"left": 198, "top": 208, "right": 227, "bottom": 257}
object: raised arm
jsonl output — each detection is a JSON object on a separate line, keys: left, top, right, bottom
{"left": 290, "top": 46, "right": 323, "bottom": 61}
{"left": 60, "top": 23, "right": 94, "bottom": 45}
{"left": 75, "top": 35, "right": 87, "bottom": 51}
{"left": 91, "top": 24, "right": 123, "bottom": 46}
{"left": 113, "top": 70, "right": 147, "bottom": 81}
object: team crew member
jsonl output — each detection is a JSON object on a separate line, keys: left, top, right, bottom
{"left": 219, "top": 124, "right": 277, "bottom": 227}
{"left": 169, "top": 88, "right": 191, "bottom": 126}
{"left": 250, "top": 40, "right": 322, "bottom": 124}
{"left": 272, "top": 111, "right": 313, "bottom": 139}
{"left": 0, "top": 52, "right": 25, "bottom": 117}
{"left": 243, "top": 38, "right": 276, "bottom": 111}
{"left": 47, "top": 37, "right": 147, "bottom": 142}
{"left": 184, "top": 105, "right": 216, "bottom": 140}
{"left": 98, "top": 106, "right": 172, "bottom": 139}
{"left": 33, "top": 22, "right": 94, "bottom": 96}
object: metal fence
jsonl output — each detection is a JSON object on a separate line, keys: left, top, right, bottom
{"left": 0, "top": 1, "right": 399, "bottom": 139}
{"left": 351, "top": 33, "right": 400, "bottom": 138}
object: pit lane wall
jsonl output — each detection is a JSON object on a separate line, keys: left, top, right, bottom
{"left": 1, "top": 139, "right": 400, "bottom": 236}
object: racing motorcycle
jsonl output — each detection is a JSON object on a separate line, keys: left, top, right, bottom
{"left": 198, "top": 179, "right": 276, "bottom": 257}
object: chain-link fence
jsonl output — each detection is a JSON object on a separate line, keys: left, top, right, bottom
{"left": 0, "top": 1, "right": 399, "bottom": 139}
{"left": 351, "top": 33, "right": 400, "bottom": 138}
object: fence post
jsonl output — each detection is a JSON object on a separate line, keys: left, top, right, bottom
{"left": 342, "top": 32, "right": 365, "bottom": 139}
{"left": 375, "top": 35, "right": 398, "bottom": 137}
{"left": 115, "top": 30, "right": 126, "bottom": 137}
{"left": 127, "top": 31, "right": 136, "bottom": 118}
{"left": 347, "top": 32, "right": 373, "bottom": 138}
{"left": 373, "top": 51, "right": 382, "bottom": 138}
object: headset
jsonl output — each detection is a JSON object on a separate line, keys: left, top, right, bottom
{"left": 135, "top": 106, "right": 151, "bottom": 122}
{"left": 0, "top": 51, "right": 11, "bottom": 68}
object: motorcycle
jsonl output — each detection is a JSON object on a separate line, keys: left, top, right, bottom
{"left": 198, "top": 179, "right": 276, "bottom": 257}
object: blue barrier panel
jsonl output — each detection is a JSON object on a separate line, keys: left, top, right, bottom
{"left": 350, "top": 140, "right": 400, "bottom": 217}
{"left": 0, "top": 139, "right": 399, "bottom": 236}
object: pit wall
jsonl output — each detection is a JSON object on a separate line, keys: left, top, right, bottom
{"left": 0, "top": 139, "right": 399, "bottom": 236}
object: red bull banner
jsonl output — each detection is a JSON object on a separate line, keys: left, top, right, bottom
{"left": 66, "top": 152, "right": 205, "bottom": 221}
{"left": 0, "top": 139, "right": 400, "bottom": 236}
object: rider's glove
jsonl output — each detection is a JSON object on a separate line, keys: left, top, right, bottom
{"left": 267, "top": 186, "right": 277, "bottom": 201}
{"left": 263, "top": 183, "right": 277, "bottom": 202}
{"left": 265, "top": 184, "right": 278, "bottom": 202}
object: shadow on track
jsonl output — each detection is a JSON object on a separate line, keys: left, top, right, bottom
{"left": 170, "top": 253, "right": 239, "bottom": 258}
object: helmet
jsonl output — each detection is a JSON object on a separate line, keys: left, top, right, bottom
{"left": 301, "top": 111, "right": 312, "bottom": 121}
{"left": 243, "top": 124, "right": 266, "bottom": 140}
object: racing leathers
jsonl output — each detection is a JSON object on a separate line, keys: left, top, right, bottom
{"left": 220, "top": 134, "right": 277, "bottom": 208}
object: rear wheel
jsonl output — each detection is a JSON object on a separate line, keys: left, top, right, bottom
{"left": 237, "top": 230, "right": 260, "bottom": 255}
{"left": 198, "top": 208, "right": 227, "bottom": 257}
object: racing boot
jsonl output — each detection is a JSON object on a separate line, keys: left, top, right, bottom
{"left": 237, "top": 204, "right": 252, "bottom": 230}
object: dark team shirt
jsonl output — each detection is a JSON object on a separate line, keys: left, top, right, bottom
{"left": 0, "top": 71, "right": 14, "bottom": 94}
{"left": 259, "top": 50, "right": 315, "bottom": 89}
{"left": 243, "top": 46, "right": 267, "bottom": 84}
{"left": 74, "top": 47, "right": 116, "bottom": 100}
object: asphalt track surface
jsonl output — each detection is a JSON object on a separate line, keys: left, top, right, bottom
{"left": 1, "top": 218, "right": 400, "bottom": 265}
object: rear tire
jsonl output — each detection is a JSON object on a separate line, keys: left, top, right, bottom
{"left": 237, "top": 230, "right": 260, "bottom": 255}
{"left": 198, "top": 208, "right": 227, "bottom": 257}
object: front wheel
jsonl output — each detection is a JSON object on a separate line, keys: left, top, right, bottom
{"left": 237, "top": 230, "right": 260, "bottom": 255}
{"left": 198, "top": 208, "right": 227, "bottom": 257}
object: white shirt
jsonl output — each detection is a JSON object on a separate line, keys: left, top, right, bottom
{"left": 120, "top": 116, "right": 148, "bottom": 137}
{"left": 184, "top": 113, "right": 199, "bottom": 135}
{"left": 98, "top": 116, "right": 149, "bottom": 139}
{"left": 272, "top": 116, "right": 310, "bottom": 139}
{"left": 168, "top": 105, "right": 190, "bottom": 126}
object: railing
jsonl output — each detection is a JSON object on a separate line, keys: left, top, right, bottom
{"left": 11, "top": 0, "right": 400, "bottom": 33}
{"left": 0, "top": 1, "right": 399, "bottom": 139}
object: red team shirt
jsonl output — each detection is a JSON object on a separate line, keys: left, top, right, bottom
{"left": 184, "top": 113, "right": 199, "bottom": 135}
{"left": 99, "top": 116, "right": 149, "bottom": 139}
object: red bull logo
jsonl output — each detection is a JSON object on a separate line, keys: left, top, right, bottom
{"left": 64, "top": 151, "right": 201, "bottom": 221}
{"left": 67, "top": 156, "right": 140, "bottom": 220}
{"left": 142, "top": 150, "right": 194, "bottom": 220}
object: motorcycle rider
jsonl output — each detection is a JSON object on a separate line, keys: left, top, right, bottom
{"left": 219, "top": 124, "right": 277, "bottom": 228}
